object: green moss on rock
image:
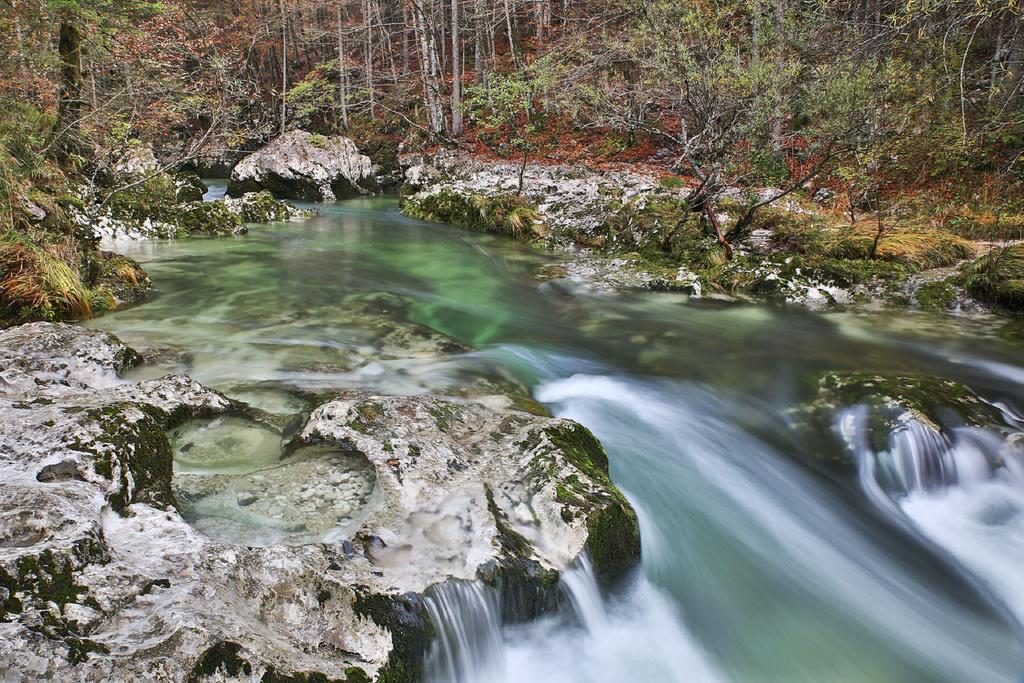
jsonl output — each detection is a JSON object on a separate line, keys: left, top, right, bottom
{"left": 352, "top": 590, "right": 432, "bottom": 683}
{"left": 231, "top": 190, "right": 293, "bottom": 223}
{"left": 174, "top": 173, "right": 208, "bottom": 203}
{"left": 914, "top": 278, "right": 959, "bottom": 310}
{"left": 536, "top": 422, "right": 641, "bottom": 580}
{"left": 87, "top": 251, "right": 151, "bottom": 305}
{"left": 175, "top": 201, "right": 246, "bottom": 236}
{"left": 68, "top": 401, "right": 201, "bottom": 513}
{"left": 188, "top": 641, "right": 253, "bottom": 681}
{"left": 402, "top": 190, "right": 544, "bottom": 239}
{"left": 104, "top": 173, "right": 245, "bottom": 237}
{"left": 792, "top": 371, "right": 1005, "bottom": 465}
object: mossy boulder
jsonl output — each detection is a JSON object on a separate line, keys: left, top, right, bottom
{"left": 174, "top": 200, "right": 247, "bottom": 236}
{"left": 228, "top": 130, "right": 376, "bottom": 201}
{"left": 960, "top": 245, "right": 1024, "bottom": 313}
{"left": 401, "top": 189, "right": 545, "bottom": 239}
{"left": 96, "top": 171, "right": 245, "bottom": 240}
{"left": 911, "top": 275, "right": 961, "bottom": 311}
{"left": 86, "top": 251, "right": 151, "bottom": 305}
{"left": 531, "top": 422, "right": 641, "bottom": 580}
{"left": 225, "top": 190, "right": 296, "bottom": 223}
{"left": 790, "top": 371, "right": 1005, "bottom": 468}
{"left": 174, "top": 172, "right": 208, "bottom": 203}
{"left": 301, "top": 391, "right": 641, "bottom": 650}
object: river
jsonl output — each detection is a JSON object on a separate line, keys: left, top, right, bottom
{"left": 89, "top": 188, "right": 1024, "bottom": 682}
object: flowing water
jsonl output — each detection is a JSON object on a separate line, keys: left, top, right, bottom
{"left": 90, "top": 186, "right": 1024, "bottom": 682}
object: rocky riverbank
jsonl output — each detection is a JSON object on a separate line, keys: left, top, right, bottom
{"left": 398, "top": 149, "right": 1022, "bottom": 315}
{"left": 2, "top": 142, "right": 308, "bottom": 328}
{"left": 0, "top": 323, "right": 639, "bottom": 681}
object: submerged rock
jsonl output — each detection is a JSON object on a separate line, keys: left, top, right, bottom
{"left": 0, "top": 323, "right": 640, "bottom": 681}
{"left": 228, "top": 130, "right": 377, "bottom": 201}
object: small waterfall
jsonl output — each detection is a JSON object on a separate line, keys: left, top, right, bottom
{"left": 425, "top": 553, "right": 725, "bottom": 683}
{"left": 883, "top": 418, "right": 959, "bottom": 493}
{"left": 841, "top": 405, "right": 1024, "bottom": 628}
{"left": 559, "top": 555, "right": 608, "bottom": 629}
{"left": 424, "top": 581, "right": 503, "bottom": 683}
{"left": 424, "top": 558, "right": 604, "bottom": 683}
{"left": 838, "top": 406, "right": 999, "bottom": 499}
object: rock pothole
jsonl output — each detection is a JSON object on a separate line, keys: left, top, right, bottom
{"left": 170, "top": 415, "right": 283, "bottom": 474}
{"left": 170, "top": 416, "right": 378, "bottom": 546}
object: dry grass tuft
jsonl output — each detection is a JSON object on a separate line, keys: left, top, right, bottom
{"left": 0, "top": 234, "right": 93, "bottom": 321}
{"left": 776, "top": 219, "right": 975, "bottom": 270}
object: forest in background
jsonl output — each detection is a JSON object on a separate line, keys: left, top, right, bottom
{"left": 2, "top": 0, "right": 1024, "bottom": 321}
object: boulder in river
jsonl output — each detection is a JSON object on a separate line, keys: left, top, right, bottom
{"left": 0, "top": 322, "right": 640, "bottom": 682}
{"left": 228, "top": 130, "right": 377, "bottom": 201}
{"left": 789, "top": 371, "right": 1010, "bottom": 472}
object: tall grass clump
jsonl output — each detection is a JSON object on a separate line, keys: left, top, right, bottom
{"left": 0, "top": 233, "right": 96, "bottom": 322}
{"left": 774, "top": 220, "right": 975, "bottom": 270}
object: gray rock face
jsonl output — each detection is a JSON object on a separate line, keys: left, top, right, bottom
{"left": 401, "top": 150, "right": 662, "bottom": 250}
{"left": 0, "top": 323, "right": 640, "bottom": 681}
{"left": 229, "top": 131, "right": 377, "bottom": 201}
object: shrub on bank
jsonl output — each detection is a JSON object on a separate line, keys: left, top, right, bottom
{"left": 961, "top": 245, "right": 1024, "bottom": 312}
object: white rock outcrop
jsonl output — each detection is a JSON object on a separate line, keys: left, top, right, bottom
{"left": 0, "top": 323, "right": 639, "bottom": 682}
{"left": 229, "top": 131, "right": 377, "bottom": 201}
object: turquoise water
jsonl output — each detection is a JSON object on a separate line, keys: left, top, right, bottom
{"left": 91, "top": 190, "right": 1024, "bottom": 682}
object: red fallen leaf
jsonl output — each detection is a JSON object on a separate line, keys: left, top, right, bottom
{"left": 386, "top": 459, "right": 400, "bottom": 466}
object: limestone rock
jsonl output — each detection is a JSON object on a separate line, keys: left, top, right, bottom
{"left": 174, "top": 172, "right": 208, "bottom": 203}
{"left": 112, "top": 144, "right": 160, "bottom": 179}
{"left": 0, "top": 323, "right": 640, "bottom": 682}
{"left": 228, "top": 131, "right": 377, "bottom": 201}
{"left": 20, "top": 197, "right": 47, "bottom": 223}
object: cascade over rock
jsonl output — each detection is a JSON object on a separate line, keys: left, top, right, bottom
{"left": 228, "top": 130, "right": 377, "bottom": 201}
{"left": 0, "top": 322, "right": 640, "bottom": 682}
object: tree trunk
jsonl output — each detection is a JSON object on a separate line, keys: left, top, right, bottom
{"left": 413, "top": 0, "right": 446, "bottom": 134}
{"left": 13, "top": 0, "right": 29, "bottom": 87}
{"left": 704, "top": 204, "right": 733, "bottom": 259}
{"left": 279, "top": 0, "right": 288, "bottom": 136}
{"left": 55, "top": 18, "right": 83, "bottom": 160}
{"left": 363, "top": 0, "right": 375, "bottom": 118}
{"left": 504, "top": 0, "right": 519, "bottom": 67}
{"left": 473, "top": 0, "right": 486, "bottom": 85}
{"left": 868, "top": 215, "right": 885, "bottom": 259}
{"left": 451, "top": 0, "right": 463, "bottom": 135}
{"left": 336, "top": 5, "right": 349, "bottom": 129}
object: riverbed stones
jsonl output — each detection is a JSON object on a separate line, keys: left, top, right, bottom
{"left": 228, "top": 130, "right": 377, "bottom": 201}
{"left": 0, "top": 322, "right": 641, "bottom": 681}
